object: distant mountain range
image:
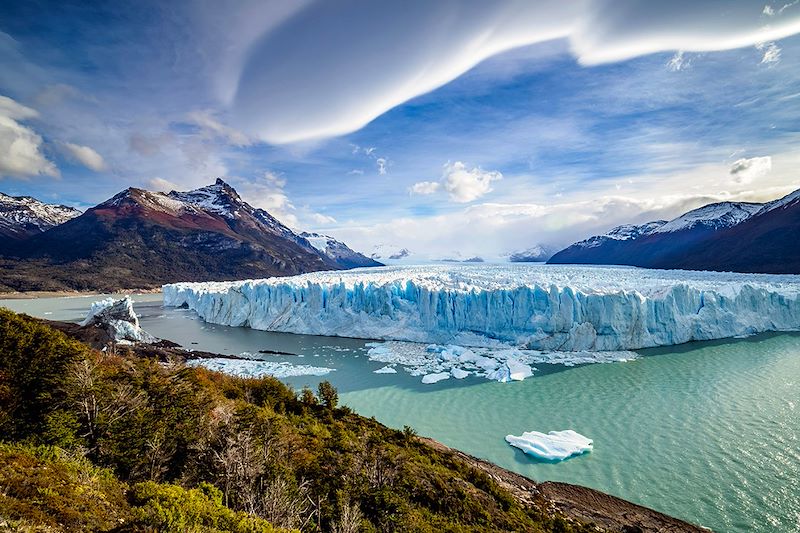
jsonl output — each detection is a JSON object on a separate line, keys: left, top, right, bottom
{"left": 549, "top": 188, "right": 800, "bottom": 274}
{"left": 0, "top": 192, "right": 80, "bottom": 241}
{"left": 507, "top": 245, "right": 555, "bottom": 263}
{"left": 0, "top": 179, "right": 379, "bottom": 292}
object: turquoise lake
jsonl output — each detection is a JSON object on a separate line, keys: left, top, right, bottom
{"left": 4, "top": 293, "right": 799, "bottom": 532}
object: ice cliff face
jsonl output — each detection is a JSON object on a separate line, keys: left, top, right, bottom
{"left": 163, "top": 264, "right": 800, "bottom": 351}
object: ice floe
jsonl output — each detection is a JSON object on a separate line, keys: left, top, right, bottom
{"left": 187, "top": 358, "right": 334, "bottom": 379}
{"left": 505, "top": 430, "right": 593, "bottom": 461}
{"left": 364, "top": 341, "right": 634, "bottom": 384}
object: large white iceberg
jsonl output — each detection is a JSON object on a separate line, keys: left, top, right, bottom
{"left": 187, "top": 357, "right": 334, "bottom": 379}
{"left": 505, "top": 430, "right": 593, "bottom": 461}
{"left": 81, "top": 296, "right": 157, "bottom": 344}
{"left": 163, "top": 264, "right": 800, "bottom": 351}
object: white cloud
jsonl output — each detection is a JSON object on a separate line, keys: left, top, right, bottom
{"left": 60, "top": 141, "right": 107, "bottom": 171}
{"left": 148, "top": 177, "right": 180, "bottom": 192}
{"left": 666, "top": 51, "right": 690, "bottom": 71}
{"left": 410, "top": 162, "right": 502, "bottom": 202}
{"left": 227, "top": 1, "right": 800, "bottom": 143}
{"left": 186, "top": 110, "right": 251, "bottom": 146}
{"left": 376, "top": 157, "right": 388, "bottom": 175}
{"left": 233, "top": 171, "right": 298, "bottom": 227}
{"left": 0, "top": 95, "right": 59, "bottom": 179}
{"left": 443, "top": 162, "right": 503, "bottom": 203}
{"left": 729, "top": 156, "right": 772, "bottom": 183}
{"left": 756, "top": 42, "right": 781, "bottom": 64}
{"left": 409, "top": 181, "right": 441, "bottom": 195}
{"left": 310, "top": 212, "right": 337, "bottom": 225}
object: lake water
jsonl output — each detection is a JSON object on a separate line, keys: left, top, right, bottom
{"left": 4, "top": 293, "right": 800, "bottom": 532}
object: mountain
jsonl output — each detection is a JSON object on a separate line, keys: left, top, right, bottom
{"left": 549, "top": 190, "right": 800, "bottom": 274}
{"left": 299, "top": 231, "right": 382, "bottom": 269}
{"left": 508, "top": 245, "right": 556, "bottom": 262}
{"left": 369, "top": 244, "right": 413, "bottom": 262}
{"left": 0, "top": 192, "right": 80, "bottom": 241}
{"left": 0, "top": 179, "right": 378, "bottom": 292}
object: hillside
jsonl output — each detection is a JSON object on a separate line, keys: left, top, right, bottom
{"left": 0, "top": 192, "right": 80, "bottom": 241}
{"left": 0, "top": 308, "right": 604, "bottom": 532}
{"left": 0, "top": 180, "right": 379, "bottom": 292}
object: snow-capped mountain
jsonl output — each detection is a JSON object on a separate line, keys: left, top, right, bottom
{"left": 549, "top": 189, "right": 800, "bottom": 274}
{"left": 1, "top": 179, "right": 374, "bottom": 291}
{"left": 507, "top": 245, "right": 556, "bottom": 262}
{"left": 299, "top": 232, "right": 382, "bottom": 269}
{"left": 0, "top": 192, "right": 81, "bottom": 240}
{"left": 651, "top": 202, "right": 761, "bottom": 234}
{"left": 369, "top": 244, "right": 413, "bottom": 262}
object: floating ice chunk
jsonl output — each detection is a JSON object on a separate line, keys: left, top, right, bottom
{"left": 81, "top": 296, "right": 157, "bottom": 344}
{"left": 421, "top": 372, "right": 451, "bottom": 384}
{"left": 187, "top": 358, "right": 334, "bottom": 379}
{"left": 506, "top": 359, "right": 534, "bottom": 381}
{"left": 505, "top": 430, "right": 593, "bottom": 462}
{"left": 450, "top": 367, "right": 470, "bottom": 379}
{"left": 374, "top": 365, "right": 398, "bottom": 374}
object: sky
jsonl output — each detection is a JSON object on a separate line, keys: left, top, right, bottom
{"left": 1, "top": 0, "right": 800, "bottom": 260}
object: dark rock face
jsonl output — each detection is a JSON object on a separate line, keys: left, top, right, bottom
{"left": 549, "top": 191, "right": 800, "bottom": 274}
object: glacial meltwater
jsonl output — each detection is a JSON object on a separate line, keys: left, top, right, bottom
{"left": 4, "top": 292, "right": 800, "bottom": 532}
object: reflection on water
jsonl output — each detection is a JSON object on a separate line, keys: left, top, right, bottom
{"left": 3, "top": 294, "right": 800, "bottom": 532}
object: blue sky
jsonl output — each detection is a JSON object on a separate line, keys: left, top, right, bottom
{"left": 1, "top": 1, "right": 800, "bottom": 259}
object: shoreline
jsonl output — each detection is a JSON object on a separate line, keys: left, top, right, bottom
{"left": 0, "top": 287, "right": 162, "bottom": 300}
{"left": 41, "top": 314, "right": 707, "bottom": 532}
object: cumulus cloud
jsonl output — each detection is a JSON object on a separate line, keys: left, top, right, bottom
{"left": 411, "top": 162, "right": 502, "bottom": 203}
{"left": 730, "top": 156, "right": 772, "bottom": 183}
{"left": 376, "top": 157, "right": 388, "bottom": 175}
{"left": 60, "top": 141, "right": 107, "bottom": 171}
{"left": 0, "top": 95, "right": 59, "bottom": 179}
{"left": 233, "top": 171, "right": 299, "bottom": 227}
{"left": 227, "top": 1, "right": 800, "bottom": 143}
{"left": 409, "top": 181, "right": 441, "bottom": 195}
{"left": 310, "top": 212, "right": 337, "bottom": 225}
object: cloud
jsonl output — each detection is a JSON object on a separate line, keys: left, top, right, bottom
{"left": 409, "top": 181, "right": 441, "bottom": 195}
{"left": 147, "top": 177, "right": 180, "bottom": 192}
{"left": 185, "top": 110, "right": 251, "bottom": 146}
{"left": 756, "top": 41, "right": 782, "bottom": 63}
{"left": 411, "top": 162, "right": 502, "bottom": 203}
{"left": 228, "top": 1, "right": 800, "bottom": 143}
{"left": 310, "top": 212, "right": 337, "bottom": 225}
{"left": 376, "top": 157, "right": 388, "bottom": 175}
{"left": 0, "top": 95, "right": 59, "bottom": 179}
{"left": 729, "top": 156, "right": 772, "bottom": 183}
{"left": 232, "top": 171, "right": 298, "bottom": 227}
{"left": 60, "top": 141, "right": 107, "bottom": 171}
{"left": 666, "top": 51, "right": 691, "bottom": 71}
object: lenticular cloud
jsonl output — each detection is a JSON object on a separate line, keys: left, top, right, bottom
{"left": 226, "top": 0, "right": 800, "bottom": 143}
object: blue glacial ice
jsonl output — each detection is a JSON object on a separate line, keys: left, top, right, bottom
{"left": 506, "top": 429, "right": 593, "bottom": 462}
{"left": 163, "top": 264, "right": 800, "bottom": 353}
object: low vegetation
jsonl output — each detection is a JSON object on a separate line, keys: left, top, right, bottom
{"left": 0, "top": 308, "right": 593, "bottom": 532}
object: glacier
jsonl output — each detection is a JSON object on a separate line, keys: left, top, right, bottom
{"left": 163, "top": 264, "right": 800, "bottom": 352}
{"left": 505, "top": 430, "right": 593, "bottom": 462}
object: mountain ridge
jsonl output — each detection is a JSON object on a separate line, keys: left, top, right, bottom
{"left": 549, "top": 189, "right": 800, "bottom": 274}
{"left": 0, "top": 179, "right": 379, "bottom": 292}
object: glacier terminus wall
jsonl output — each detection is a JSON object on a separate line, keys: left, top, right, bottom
{"left": 162, "top": 264, "right": 800, "bottom": 351}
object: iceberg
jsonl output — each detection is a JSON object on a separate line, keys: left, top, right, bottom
{"left": 81, "top": 296, "right": 157, "bottom": 344}
{"left": 421, "top": 372, "right": 451, "bottom": 384}
{"left": 163, "top": 264, "right": 800, "bottom": 351}
{"left": 505, "top": 430, "right": 593, "bottom": 462}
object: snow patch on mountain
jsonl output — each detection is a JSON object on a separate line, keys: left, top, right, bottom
{"left": 652, "top": 202, "right": 762, "bottom": 233}
{"left": 300, "top": 231, "right": 381, "bottom": 269}
{"left": 573, "top": 220, "right": 666, "bottom": 249}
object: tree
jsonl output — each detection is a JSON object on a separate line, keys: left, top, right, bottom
{"left": 317, "top": 381, "right": 338, "bottom": 409}
{"left": 300, "top": 387, "right": 317, "bottom": 406}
